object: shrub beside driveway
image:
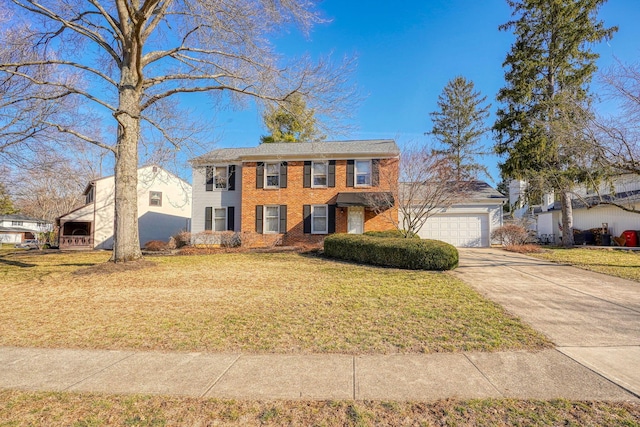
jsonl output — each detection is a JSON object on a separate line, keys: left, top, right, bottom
{"left": 529, "top": 248, "right": 640, "bottom": 282}
{"left": 0, "top": 250, "right": 550, "bottom": 354}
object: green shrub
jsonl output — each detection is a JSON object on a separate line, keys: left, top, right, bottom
{"left": 363, "top": 229, "right": 420, "bottom": 239}
{"left": 324, "top": 234, "right": 458, "bottom": 270}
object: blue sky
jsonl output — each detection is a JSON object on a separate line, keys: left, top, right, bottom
{"left": 201, "top": 0, "right": 640, "bottom": 184}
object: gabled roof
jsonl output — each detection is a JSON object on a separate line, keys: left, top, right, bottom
{"left": 399, "top": 181, "right": 506, "bottom": 203}
{"left": 190, "top": 139, "right": 400, "bottom": 164}
{"left": 0, "top": 214, "right": 50, "bottom": 223}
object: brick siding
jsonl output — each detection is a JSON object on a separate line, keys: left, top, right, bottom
{"left": 241, "top": 159, "right": 398, "bottom": 246}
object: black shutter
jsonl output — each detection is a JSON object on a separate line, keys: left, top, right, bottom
{"left": 303, "top": 205, "right": 311, "bottom": 234}
{"left": 255, "top": 205, "right": 263, "bottom": 233}
{"left": 328, "top": 204, "right": 336, "bottom": 233}
{"left": 328, "top": 160, "right": 336, "bottom": 187}
{"left": 372, "top": 159, "right": 380, "bottom": 187}
{"left": 303, "top": 161, "right": 311, "bottom": 188}
{"left": 279, "top": 205, "right": 287, "bottom": 233}
{"left": 256, "top": 162, "right": 264, "bottom": 189}
{"left": 346, "top": 160, "right": 354, "bottom": 187}
{"left": 228, "top": 165, "right": 236, "bottom": 191}
{"left": 206, "top": 166, "right": 214, "bottom": 191}
{"left": 204, "top": 207, "right": 212, "bottom": 230}
{"left": 227, "top": 206, "right": 235, "bottom": 231}
{"left": 280, "top": 162, "right": 288, "bottom": 188}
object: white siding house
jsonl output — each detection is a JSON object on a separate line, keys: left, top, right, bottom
{"left": 58, "top": 165, "right": 192, "bottom": 249}
{"left": 512, "top": 175, "right": 640, "bottom": 244}
{"left": 0, "top": 214, "right": 53, "bottom": 244}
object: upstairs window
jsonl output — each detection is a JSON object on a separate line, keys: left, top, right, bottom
{"left": 149, "top": 191, "right": 162, "bottom": 207}
{"left": 312, "top": 162, "right": 328, "bottom": 187}
{"left": 265, "top": 163, "right": 280, "bottom": 188}
{"left": 12, "top": 221, "right": 23, "bottom": 226}
{"left": 355, "top": 160, "right": 372, "bottom": 186}
{"left": 215, "top": 167, "right": 227, "bottom": 189}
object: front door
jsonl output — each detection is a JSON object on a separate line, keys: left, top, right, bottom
{"left": 347, "top": 206, "right": 364, "bottom": 234}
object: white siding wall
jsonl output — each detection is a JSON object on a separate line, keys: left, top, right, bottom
{"left": 191, "top": 164, "right": 242, "bottom": 235}
{"left": 572, "top": 205, "right": 640, "bottom": 237}
{"left": 62, "top": 166, "right": 191, "bottom": 249}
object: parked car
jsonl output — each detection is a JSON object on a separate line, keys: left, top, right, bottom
{"left": 15, "top": 239, "right": 38, "bottom": 249}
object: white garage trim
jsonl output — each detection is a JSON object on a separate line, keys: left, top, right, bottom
{"left": 418, "top": 213, "right": 490, "bottom": 248}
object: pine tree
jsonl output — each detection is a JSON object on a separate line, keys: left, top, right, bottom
{"left": 260, "top": 93, "right": 324, "bottom": 143}
{"left": 429, "top": 76, "right": 491, "bottom": 181}
{"left": 0, "top": 183, "right": 18, "bottom": 215}
{"left": 494, "top": 0, "right": 616, "bottom": 246}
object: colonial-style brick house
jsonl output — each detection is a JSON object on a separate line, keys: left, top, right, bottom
{"left": 190, "top": 140, "right": 399, "bottom": 246}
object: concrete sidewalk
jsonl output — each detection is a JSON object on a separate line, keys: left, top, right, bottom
{"left": 455, "top": 248, "right": 640, "bottom": 399}
{"left": 0, "top": 346, "right": 637, "bottom": 401}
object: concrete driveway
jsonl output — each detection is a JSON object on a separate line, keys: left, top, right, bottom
{"left": 454, "top": 248, "right": 640, "bottom": 397}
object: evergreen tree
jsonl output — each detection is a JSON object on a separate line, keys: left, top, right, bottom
{"left": 0, "top": 183, "right": 18, "bottom": 215}
{"left": 429, "top": 76, "right": 491, "bottom": 181}
{"left": 260, "top": 93, "right": 324, "bottom": 143}
{"left": 494, "top": 0, "right": 616, "bottom": 246}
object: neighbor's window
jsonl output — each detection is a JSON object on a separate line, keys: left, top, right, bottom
{"left": 265, "top": 163, "right": 280, "bottom": 188}
{"left": 214, "top": 208, "right": 226, "bottom": 231}
{"left": 11, "top": 221, "right": 23, "bottom": 226}
{"left": 311, "top": 205, "right": 328, "bottom": 234}
{"left": 85, "top": 186, "right": 95, "bottom": 204}
{"left": 264, "top": 205, "right": 280, "bottom": 233}
{"left": 149, "top": 191, "right": 162, "bottom": 207}
{"left": 355, "top": 160, "right": 372, "bottom": 186}
{"left": 312, "top": 162, "right": 328, "bottom": 187}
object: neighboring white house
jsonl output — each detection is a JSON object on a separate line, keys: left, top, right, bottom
{"left": 511, "top": 175, "right": 640, "bottom": 244}
{"left": 0, "top": 214, "right": 53, "bottom": 244}
{"left": 57, "top": 165, "right": 192, "bottom": 250}
{"left": 403, "top": 181, "right": 507, "bottom": 248}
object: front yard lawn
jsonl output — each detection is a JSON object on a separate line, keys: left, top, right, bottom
{"left": 0, "top": 250, "right": 550, "bottom": 354}
{"left": 530, "top": 248, "right": 640, "bottom": 282}
{"left": 1, "top": 390, "right": 639, "bottom": 426}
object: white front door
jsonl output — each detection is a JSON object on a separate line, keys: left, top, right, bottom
{"left": 347, "top": 206, "right": 364, "bottom": 234}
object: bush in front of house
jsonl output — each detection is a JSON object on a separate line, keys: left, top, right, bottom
{"left": 144, "top": 240, "right": 168, "bottom": 251}
{"left": 363, "top": 229, "right": 420, "bottom": 239}
{"left": 491, "top": 224, "right": 530, "bottom": 246}
{"left": 323, "top": 234, "right": 458, "bottom": 271}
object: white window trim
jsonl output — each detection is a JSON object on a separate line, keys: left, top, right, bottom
{"left": 264, "top": 163, "right": 280, "bottom": 189}
{"left": 206, "top": 165, "right": 228, "bottom": 191}
{"left": 354, "top": 160, "right": 372, "bottom": 187}
{"left": 215, "top": 166, "right": 228, "bottom": 190}
{"left": 263, "top": 205, "right": 280, "bottom": 234}
{"left": 311, "top": 204, "right": 328, "bottom": 234}
{"left": 149, "top": 191, "right": 162, "bottom": 207}
{"left": 311, "top": 161, "right": 328, "bottom": 188}
{"left": 213, "top": 207, "right": 227, "bottom": 232}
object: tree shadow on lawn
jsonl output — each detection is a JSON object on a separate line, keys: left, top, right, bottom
{"left": 0, "top": 257, "right": 36, "bottom": 268}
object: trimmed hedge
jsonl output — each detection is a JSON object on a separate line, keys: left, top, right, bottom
{"left": 363, "top": 230, "right": 420, "bottom": 239}
{"left": 324, "top": 234, "right": 458, "bottom": 271}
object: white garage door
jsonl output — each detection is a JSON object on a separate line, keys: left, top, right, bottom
{"left": 418, "top": 213, "right": 490, "bottom": 247}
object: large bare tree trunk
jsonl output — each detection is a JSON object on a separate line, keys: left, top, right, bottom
{"left": 560, "top": 190, "right": 574, "bottom": 247}
{"left": 112, "top": 62, "right": 142, "bottom": 262}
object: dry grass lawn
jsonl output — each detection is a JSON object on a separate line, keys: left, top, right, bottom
{"left": 0, "top": 250, "right": 550, "bottom": 354}
{"left": 1, "top": 390, "right": 638, "bottom": 426}
{"left": 530, "top": 247, "right": 640, "bottom": 282}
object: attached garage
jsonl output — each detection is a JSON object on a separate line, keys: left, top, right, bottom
{"left": 400, "top": 181, "right": 507, "bottom": 248}
{"left": 419, "top": 213, "right": 490, "bottom": 247}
